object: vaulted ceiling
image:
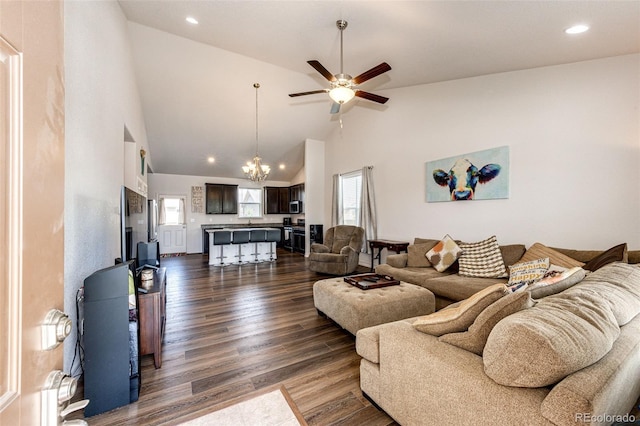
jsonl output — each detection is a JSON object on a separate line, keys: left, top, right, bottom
{"left": 118, "top": 0, "right": 640, "bottom": 181}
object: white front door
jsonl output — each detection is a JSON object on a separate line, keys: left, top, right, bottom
{"left": 158, "top": 224, "right": 187, "bottom": 254}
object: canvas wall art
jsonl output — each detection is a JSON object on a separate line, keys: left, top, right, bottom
{"left": 426, "top": 146, "right": 509, "bottom": 202}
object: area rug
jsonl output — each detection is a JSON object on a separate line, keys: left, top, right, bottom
{"left": 160, "top": 252, "right": 186, "bottom": 258}
{"left": 179, "top": 386, "right": 307, "bottom": 426}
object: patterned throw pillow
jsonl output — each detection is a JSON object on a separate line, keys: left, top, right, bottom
{"left": 527, "top": 267, "right": 587, "bottom": 299}
{"left": 508, "top": 257, "right": 550, "bottom": 289}
{"left": 426, "top": 235, "right": 462, "bottom": 272}
{"left": 458, "top": 236, "right": 508, "bottom": 278}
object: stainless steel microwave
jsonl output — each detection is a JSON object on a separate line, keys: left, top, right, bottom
{"left": 289, "top": 200, "right": 302, "bottom": 214}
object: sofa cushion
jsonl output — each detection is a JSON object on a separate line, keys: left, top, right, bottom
{"left": 483, "top": 286, "right": 620, "bottom": 388}
{"left": 414, "top": 238, "right": 440, "bottom": 246}
{"left": 519, "top": 243, "right": 585, "bottom": 268}
{"left": 582, "top": 243, "right": 627, "bottom": 272}
{"left": 499, "top": 244, "right": 527, "bottom": 267}
{"left": 527, "top": 267, "right": 586, "bottom": 299}
{"left": 439, "top": 291, "right": 535, "bottom": 355}
{"left": 407, "top": 242, "right": 437, "bottom": 268}
{"left": 416, "top": 273, "right": 508, "bottom": 302}
{"left": 375, "top": 263, "right": 450, "bottom": 286}
{"left": 551, "top": 246, "right": 629, "bottom": 264}
{"left": 413, "top": 284, "right": 509, "bottom": 336}
{"left": 458, "top": 236, "right": 508, "bottom": 278}
{"left": 573, "top": 262, "right": 640, "bottom": 326}
{"left": 426, "top": 235, "right": 462, "bottom": 272}
{"left": 507, "top": 257, "right": 550, "bottom": 288}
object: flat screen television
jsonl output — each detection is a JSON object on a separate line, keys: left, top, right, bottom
{"left": 120, "top": 186, "right": 148, "bottom": 262}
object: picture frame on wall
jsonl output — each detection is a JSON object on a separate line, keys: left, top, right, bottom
{"left": 426, "top": 146, "right": 509, "bottom": 202}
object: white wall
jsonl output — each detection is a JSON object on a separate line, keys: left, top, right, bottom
{"left": 64, "top": 1, "right": 150, "bottom": 372}
{"left": 325, "top": 55, "right": 640, "bottom": 258}
{"left": 148, "top": 173, "right": 290, "bottom": 253}
{"left": 304, "top": 139, "right": 325, "bottom": 254}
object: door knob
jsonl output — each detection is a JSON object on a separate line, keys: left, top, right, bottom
{"left": 42, "top": 309, "right": 73, "bottom": 350}
{"left": 41, "top": 371, "right": 89, "bottom": 426}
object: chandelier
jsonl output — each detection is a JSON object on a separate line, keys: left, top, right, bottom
{"left": 242, "top": 83, "right": 270, "bottom": 182}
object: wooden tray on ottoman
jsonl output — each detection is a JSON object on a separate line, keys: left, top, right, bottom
{"left": 344, "top": 273, "right": 400, "bottom": 290}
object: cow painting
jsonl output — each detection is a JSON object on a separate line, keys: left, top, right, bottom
{"left": 432, "top": 158, "right": 501, "bottom": 201}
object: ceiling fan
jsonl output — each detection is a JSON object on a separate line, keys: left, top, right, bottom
{"left": 289, "top": 20, "right": 391, "bottom": 114}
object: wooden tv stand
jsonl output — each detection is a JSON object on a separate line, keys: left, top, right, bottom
{"left": 138, "top": 267, "right": 166, "bottom": 369}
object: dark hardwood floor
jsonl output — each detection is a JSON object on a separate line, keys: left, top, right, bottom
{"left": 75, "top": 250, "right": 397, "bottom": 425}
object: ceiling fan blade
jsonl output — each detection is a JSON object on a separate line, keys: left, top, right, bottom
{"left": 355, "top": 90, "right": 389, "bottom": 104}
{"left": 330, "top": 102, "right": 341, "bottom": 114}
{"left": 308, "top": 60, "right": 336, "bottom": 82}
{"left": 352, "top": 62, "right": 392, "bottom": 85}
{"left": 288, "top": 89, "right": 329, "bottom": 98}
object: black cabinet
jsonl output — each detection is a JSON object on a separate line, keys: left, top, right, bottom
{"left": 264, "top": 186, "right": 291, "bottom": 214}
{"left": 278, "top": 187, "right": 290, "bottom": 213}
{"left": 206, "top": 183, "right": 238, "bottom": 214}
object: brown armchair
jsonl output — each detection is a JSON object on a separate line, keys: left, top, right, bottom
{"left": 309, "top": 225, "right": 365, "bottom": 275}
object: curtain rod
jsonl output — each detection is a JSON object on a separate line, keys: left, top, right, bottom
{"left": 340, "top": 165, "right": 373, "bottom": 176}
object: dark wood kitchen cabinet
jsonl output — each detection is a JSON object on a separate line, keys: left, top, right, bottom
{"left": 290, "top": 184, "right": 305, "bottom": 212}
{"left": 264, "top": 186, "right": 291, "bottom": 214}
{"left": 206, "top": 183, "right": 238, "bottom": 214}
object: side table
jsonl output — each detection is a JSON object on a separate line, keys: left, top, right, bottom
{"left": 138, "top": 267, "right": 166, "bottom": 368}
{"left": 369, "top": 239, "right": 410, "bottom": 271}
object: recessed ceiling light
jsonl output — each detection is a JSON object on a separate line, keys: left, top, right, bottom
{"left": 207, "top": 157, "right": 215, "bottom": 163}
{"left": 186, "top": 16, "right": 199, "bottom": 25}
{"left": 565, "top": 24, "right": 589, "bottom": 34}
{"left": 279, "top": 164, "right": 285, "bottom": 170}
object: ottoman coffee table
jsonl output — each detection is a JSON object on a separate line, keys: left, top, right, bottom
{"left": 313, "top": 277, "right": 436, "bottom": 335}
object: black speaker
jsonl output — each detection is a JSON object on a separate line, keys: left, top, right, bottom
{"left": 83, "top": 262, "right": 138, "bottom": 416}
{"left": 310, "top": 225, "right": 323, "bottom": 244}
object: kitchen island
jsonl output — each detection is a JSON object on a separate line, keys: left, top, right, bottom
{"left": 201, "top": 223, "right": 284, "bottom": 254}
{"left": 206, "top": 227, "right": 281, "bottom": 266}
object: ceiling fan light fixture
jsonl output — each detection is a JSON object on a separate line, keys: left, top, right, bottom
{"left": 329, "top": 86, "right": 355, "bottom": 104}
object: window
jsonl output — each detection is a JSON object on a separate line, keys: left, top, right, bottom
{"left": 341, "top": 171, "right": 362, "bottom": 226}
{"left": 159, "top": 196, "right": 185, "bottom": 225}
{"left": 238, "top": 188, "right": 262, "bottom": 218}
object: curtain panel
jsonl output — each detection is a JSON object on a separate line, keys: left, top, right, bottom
{"left": 359, "top": 166, "right": 377, "bottom": 254}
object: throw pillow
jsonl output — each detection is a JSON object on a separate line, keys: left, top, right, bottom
{"left": 407, "top": 242, "right": 437, "bottom": 268}
{"left": 458, "top": 236, "right": 508, "bottom": 278}
{"left": 583, "top": 243, "right": 628, "bottom": 272}
{"left": 519, "top": 243, "right": 584, "bottom": 269}
{"left": 439, "top": 291, "right": 535, "bottom": 355}
{"left": 426, "top": 235, "right": 462, "bottom": 272}
{"left": 527, "top": 267, "right": 587, "bottom": 299}
{"left": 507, "top": 257, "right": 550, "bottom": 288}
{"left": 500, "top": 244, "right": 527, "bottom": 267}
{"left": 412, "top": 284, "right": 509, "bottom": 336}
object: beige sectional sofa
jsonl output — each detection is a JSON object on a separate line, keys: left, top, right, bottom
{"left": 375, "top": 237, "right": 640, "bottom": 310}
{"left": 356, "top": 262, "right": 640, "bottom": 425}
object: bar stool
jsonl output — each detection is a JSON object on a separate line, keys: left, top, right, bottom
{"left": 249, "top": 229, "right": 267, "bottom": 263}
{"left": 231, "top": 229, "right": 251, "bottom": 264}
{"left": 265, "top": 229, "right": 281, "bottom": 262}
{"left": 212, "top": 230, "right": 232, "bottom": 266}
